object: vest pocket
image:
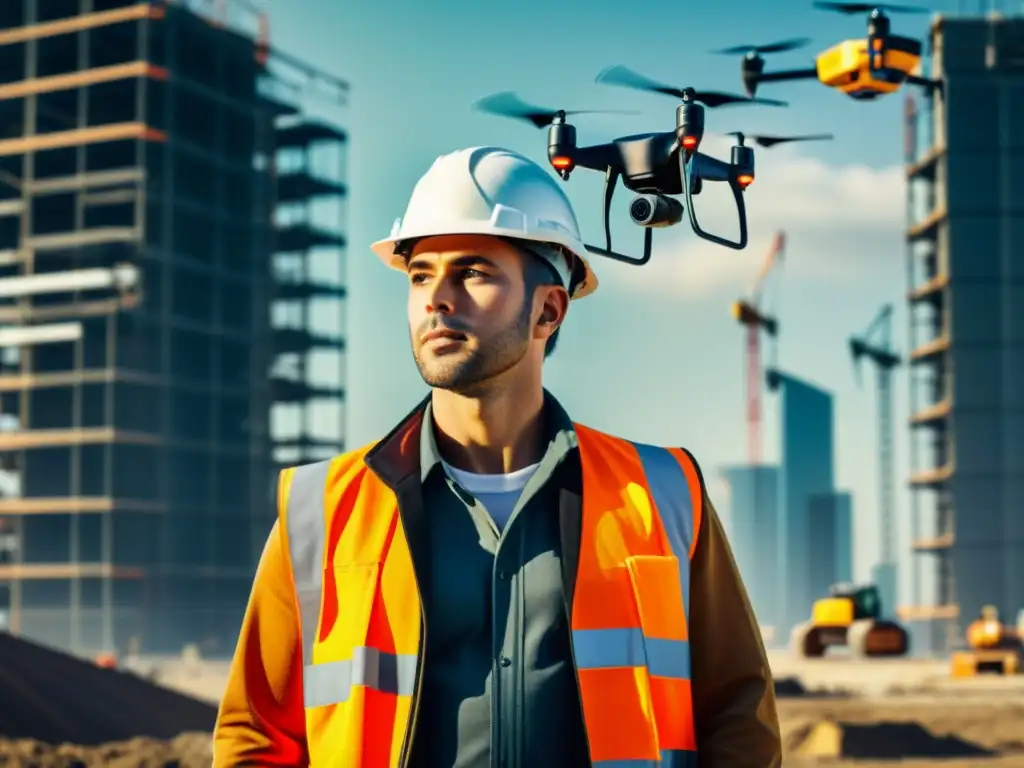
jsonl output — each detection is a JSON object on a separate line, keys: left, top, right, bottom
{"left": 312, "top": 563, "right": 380, "bottom": 666}
{"left": 624, "top": 555, "right": 689, "bottom": 670}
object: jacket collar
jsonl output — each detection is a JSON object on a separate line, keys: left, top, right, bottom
{"left": 364, "top": 389, "right": 577, "bottom": 488}
{"left": 363, "top": 389, "right": 585, "bottom": 615}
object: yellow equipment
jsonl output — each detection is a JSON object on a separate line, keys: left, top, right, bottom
{"left": 950, "top": 605, "right": 1022, "bottom": 677}
{"left": 715, "top": 3, "right": 941, "bottom": 102}
{"left": 814, "top": 34, "right": 921, "bottom": 99}
{"left": 791, "top": 583, "right": 909, "bottom": 658}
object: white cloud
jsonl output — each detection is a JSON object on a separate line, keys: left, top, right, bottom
{"left": 590, "top": 141, "right": 905, "bottom": 299}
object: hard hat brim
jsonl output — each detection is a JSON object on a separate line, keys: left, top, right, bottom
{"left": 371, "top": 228, "right": 598, "bottom": 300}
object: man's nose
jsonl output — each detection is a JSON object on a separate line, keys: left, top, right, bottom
{"left": 425, "top": 276, "right": 456, "bottom": 314}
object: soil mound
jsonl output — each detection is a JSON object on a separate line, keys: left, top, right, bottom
{"left": 0, "top": 632, "right": 217, "bottom": 746}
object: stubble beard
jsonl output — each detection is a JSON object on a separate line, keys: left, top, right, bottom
{"left": 412, "top": 301, "right": 532, "bottom": 395}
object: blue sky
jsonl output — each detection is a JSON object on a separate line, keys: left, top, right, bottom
{"left": 263, "top": 0, "right": 973, "bottom": 608}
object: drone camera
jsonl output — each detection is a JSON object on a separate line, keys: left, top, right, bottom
{"left": 629, "top": 194, "right": 684, "bottom": 228}
{"left": 675, "top": 101, "right": 705, "bottom": 152}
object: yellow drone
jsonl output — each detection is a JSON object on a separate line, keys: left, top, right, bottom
{"left": 716, "top": 2, "right": 940, "bottom": 101}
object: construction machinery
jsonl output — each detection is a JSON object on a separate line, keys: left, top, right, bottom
{"left": 791, "top": 582, "right": 910, "bottom": 658}
{"left": 950, "top": 605, "right": 1022, "bottom": 677}
{"left": 849, "top": 304, "right": 901, "bottom": 621}
{"left": 732, "top": 231, "right": 785, "bottom": 463}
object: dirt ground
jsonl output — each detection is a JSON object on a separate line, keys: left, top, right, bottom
{"left": 2, "top": 647, "right": 1024, "bottom": 766}
{"left": 0, "top": 733, "right": 213, "bottom": 767}
{"left": 780, "top": 696, "right": 1024, "bottom": 766}
{"left": 2, "top": 697, "right": 1023, "bottom": 767}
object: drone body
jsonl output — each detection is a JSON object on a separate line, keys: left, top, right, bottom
{"left": 551, "top": 129, "right": 746, "bottom": 198}
{"left": 813, "top": 32, "right": 923, "bottom": 99}
{"left": 724, "top": 3, "right": 939, "bottom": 101}
{"left": 470, "top": 72, "right": 812, "bottom": 259}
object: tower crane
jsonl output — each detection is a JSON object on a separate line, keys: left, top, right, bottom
{"left": 849, "top": 303, "right": 901, "bottom": 618}
{"left": 731, "top": 231, "right": 785, "bottom": 464}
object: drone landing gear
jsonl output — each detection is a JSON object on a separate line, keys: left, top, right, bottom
{"left": 583, "top": 166, "right": 652, "bottom": 266}
{"left": 681, "top": 152, "right": 748, "bottom": 251}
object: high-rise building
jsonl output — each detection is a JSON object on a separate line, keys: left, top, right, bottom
{"left": 0, "top": 1, "right": 347, "bottom": 656}
{"left": 719, "top": 465, "right": 780, "bottom": 634}
{"left": 766, "top": 368, "right": 835, "bottom": 637}
{"left": 903, "top": 13, "right": 1024, "bottom": 651}
{"left": 808, "top": 491, "right": 853, "bottom": 601}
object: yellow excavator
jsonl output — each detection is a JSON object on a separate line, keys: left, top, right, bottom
{"left": 791, "top": 583, "right": 909, "bottom": 658}
{"left": 950, "top": 605, "right": 1022, "bottom": 677}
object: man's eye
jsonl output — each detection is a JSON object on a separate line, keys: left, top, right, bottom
{"left": 462, "top": 269, "right": 486, "bottom": 279}
{"left": 409, "top": 273, "right": 429, "bottom": 284}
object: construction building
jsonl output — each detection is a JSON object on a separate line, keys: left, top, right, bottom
{"left": 0, "top": 1, "right": 348, "bottom": 656}
{"left": 766, "top": 367, "right": 838, "bottom": 639}
{"left": 903, "top": 13, "right": 1024, "bottom": 652}
{"left": 720, "top": 464, "right": 780, "bottom": 640}
{"left": 808, "top": 491, "right": 853, "bottom": 598}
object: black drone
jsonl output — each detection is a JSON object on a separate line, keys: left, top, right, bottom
{"left": 472, "top": 66, "right": 831, "bottom": 259}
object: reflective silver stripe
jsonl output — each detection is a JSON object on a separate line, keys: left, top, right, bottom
{"left": 283, "top": 460, "right": 332, "bottom": 667}
{"left": 303, "top": 646, "right": 419, "bottom": 708}
{"left": 592, "top": 750, "right": 698, "bottom": 767}
{"left": 572, "top": 627, "right": 690, "bottom": 679}
{"left": 631, "top": 442, "right": 696, "bottom": 621}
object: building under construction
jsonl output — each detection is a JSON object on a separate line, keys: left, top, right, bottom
{"left": 0, "top": 0, "right": 347, "bottom": 656}
{"left": 903, "top": 13, "right": 1024, "bottom": 652}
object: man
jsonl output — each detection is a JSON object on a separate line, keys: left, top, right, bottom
{"left": 214, "top": 146, "right": 781, "bottom": 767}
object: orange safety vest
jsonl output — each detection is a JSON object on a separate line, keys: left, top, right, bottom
{"left": 278, "top": 423, "right": 704, "bottom": 766}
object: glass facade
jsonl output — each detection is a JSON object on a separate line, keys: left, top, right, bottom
{"left": 720, "top": 465, "right": 780, "bottom": 635}
{"left": 769, "top": 369, "right": 835, "bottom": 638}
{"left": 808, "top": 491, "right": 853, "bottom": 601}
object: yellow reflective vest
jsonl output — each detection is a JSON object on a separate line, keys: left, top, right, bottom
{"left": 276, "top": 419, "right": 704, "bottom": 767}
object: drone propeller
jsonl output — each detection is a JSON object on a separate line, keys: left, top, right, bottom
{"left": 471, "top": 91, "right": 638, "bottom": 128}
{"left": 596, "top": 65, "right": 788, "bottom": 107}
{"left": 812, "top": 1, "right": 928, "bottom": 13}
{"left": 726, "top": 131, "right": 834, "bottom": 148}
{"left": 712, "top": 37, "right": 812, "bottom": 56}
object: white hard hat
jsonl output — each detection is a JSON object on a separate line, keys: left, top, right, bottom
{"left": 371, "top": 146, "right": 598, "bottom": 299}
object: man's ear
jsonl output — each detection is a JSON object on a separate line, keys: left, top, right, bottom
{"left": 536, "top": 285, "right": 569, "bottom": 328}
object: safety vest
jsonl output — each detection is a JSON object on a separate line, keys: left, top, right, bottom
{"left": 278, "top": 423, "right": 704, "bottom": 767}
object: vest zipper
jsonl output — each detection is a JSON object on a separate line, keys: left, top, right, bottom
{"left": 564, "top": 594, "right": 592, "bottom": 767}
{"left": 399, "top": 618, "right": 427, "bottom": 766}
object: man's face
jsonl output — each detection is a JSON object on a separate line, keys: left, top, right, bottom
{"left": 406, "top": 234, "right": 553, "bottom": 392}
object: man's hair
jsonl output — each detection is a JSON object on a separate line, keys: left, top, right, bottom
{"left": 519, "top": 246, "right": 564, "bottom": 358}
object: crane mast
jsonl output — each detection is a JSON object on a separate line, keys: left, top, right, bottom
{"left": 850, "top": 304, "right": 901, "bottom": 614}
{"left": 732, "top": 231, "right": 785, "bottom": 464}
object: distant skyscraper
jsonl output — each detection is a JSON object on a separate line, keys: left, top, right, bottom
{"left": 720, "top": 465, "right": 780, "bottom": 633}
{"left": 767, "top": 369, "right": 835, "bottom": 638}
{"left": 808, "top": 491, "right": 854, "bottom": 600}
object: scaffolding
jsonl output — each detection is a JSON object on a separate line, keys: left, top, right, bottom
{"left": 901, "top": 13, "right": 1024, "bottom": 653}
{"left": 270, "top": 118, "right": 347, "bottom": 468}
{"left": 904, "top": 86, "right": 959, "bottom": 652}
{"left": 0, "top": 0, "right": 348, "bottom": 657}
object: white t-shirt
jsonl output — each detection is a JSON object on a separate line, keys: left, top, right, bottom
{"left": 441, "top": 460, "right": 540, "bottom": 531}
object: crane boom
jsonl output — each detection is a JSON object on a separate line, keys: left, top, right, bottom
{"left": 751, "top": 231, "right": 785, "bottom": 302}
